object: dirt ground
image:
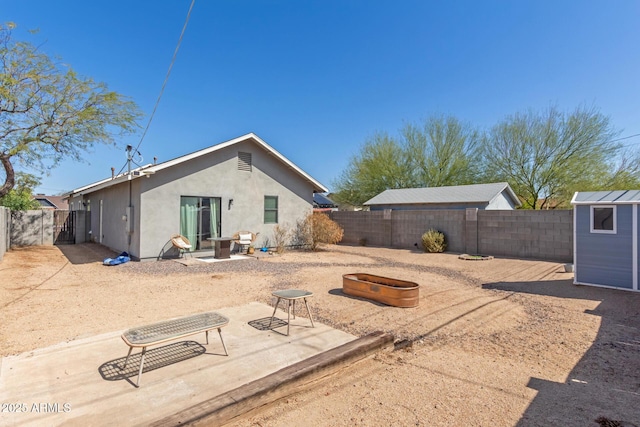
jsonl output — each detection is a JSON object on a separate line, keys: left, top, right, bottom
{"left": 1, "top": 243, "right": 640, "bottom": 426}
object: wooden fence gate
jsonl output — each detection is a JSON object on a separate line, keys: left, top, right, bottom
{"left": 53, "top": 210, "right": 76, "bottom": 245}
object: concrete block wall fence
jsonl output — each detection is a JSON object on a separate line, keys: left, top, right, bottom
{"left": 330, "top": 209, "right": 573, "bottom": 262}
{"left": 477, "top": 210, "right": 573, "bottom": 261}
{"left": 10, "top": 210, "right": 54, "bottom": 246}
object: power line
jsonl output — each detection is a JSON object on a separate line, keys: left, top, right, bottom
{"left": 612, "top": 133, "right": 640, "bottom": 145}
{"left": 134, "top": 0, "right": 196, "bottom": 154}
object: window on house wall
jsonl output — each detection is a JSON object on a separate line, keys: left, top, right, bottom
{"left": 264, "top": 196, "right": 278, "bottom": 224}
{"left": 180, "top": 196, "right": 222, "bottom": 250}
{"left": 590, "top": 205, "right": 616, "bottom": 234}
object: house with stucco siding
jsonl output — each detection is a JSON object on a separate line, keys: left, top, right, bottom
{"left": 65, "top": 133, "right": 327, "bottom": 260}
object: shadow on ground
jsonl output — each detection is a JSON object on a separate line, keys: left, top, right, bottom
{"left": 328, "top": 288, "right": 388, "bottom": 307}
{"left": 57, "top": 243, "right": 118, "bottom": 265}
{"left": 483, "top": 280, "right": 640, "bottom": 426}
{"left": 99, "top": 341, "right": 207, "bottom": 387}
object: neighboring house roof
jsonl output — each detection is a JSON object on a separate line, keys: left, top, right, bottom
{"left": 34, "top": 195, "right": 69, "bottom": 210}
{"left": 571, "top": 190, "right": 640, "bottom": 204}
{"left": 64, "top": 133, "right": 328, "bottom": 197}
{"left": 364, "top": 182, "right": 521, "bottom": 207}
{"left": 313, "top": 193, "right": 337, "bottom": 208}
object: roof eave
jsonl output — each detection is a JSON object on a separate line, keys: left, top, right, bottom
{"left": 142, "top": 133, "right": 328, "bottom": 192}
{"left": 66, "top": 133, "right": 328, "bottom": 195}
{"left": 571, "top": 200, "right": 640, "bottom": 205}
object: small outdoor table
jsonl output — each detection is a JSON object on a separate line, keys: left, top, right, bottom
{"left": 268, "top": 289, "right": 315, "bottom": 336}
{"left": 120, "top": 311, "right": 229, "bottom": 387}
{"left": 208, "top": 237, "right": 233, "bottom": 259}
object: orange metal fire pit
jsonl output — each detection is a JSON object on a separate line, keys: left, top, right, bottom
{"left": 342, "top": 273, "right": 420, "bottom": 308}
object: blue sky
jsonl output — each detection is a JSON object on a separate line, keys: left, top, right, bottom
{"left": 3, "top": 1, "right": 640, "bottom": 195}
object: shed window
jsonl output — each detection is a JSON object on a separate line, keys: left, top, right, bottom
{"left": 590, "top": 205, "right": 616, "bottom": 234}
{"left": 264, "top": 196, "right": 278, "bottom": 224}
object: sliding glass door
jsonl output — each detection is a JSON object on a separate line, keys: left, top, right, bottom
{"left": 180, "top": 196, "right": 221, "bottom": 251}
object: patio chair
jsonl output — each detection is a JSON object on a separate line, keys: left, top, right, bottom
{"left": 171, "top": 234, "right": 193, "bottom": 258}
{"left": 232, "top": 231, "right": 258, "bottom": 254}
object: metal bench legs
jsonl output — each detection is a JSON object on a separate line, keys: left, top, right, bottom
{"left": 268, "top": 296, "right": 315, "bottom": 336}
{"left": 121, "top": 328, "right": 228, "bottom": 387}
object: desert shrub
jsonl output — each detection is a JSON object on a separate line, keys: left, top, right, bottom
{"left": 293, "top": 212, "right": 344, "bottom": 250}
{"left": 310, "top": 212, "right": 344, "bottom": 250}
{"left": 272, "top": 224, "right": 291, "bottom": 254}
{"left": 292, "top": 216, "right": 313, "bottom": 249}
{"left": 421, "top": 229, "right": 446, "bottom": 253}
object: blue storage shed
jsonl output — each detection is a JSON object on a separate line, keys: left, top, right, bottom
{"left": 571, "top": 190, "right": 640, "bottom": 292}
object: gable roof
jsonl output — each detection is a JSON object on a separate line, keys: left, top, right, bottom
{"left": 364, "top": 182, "right": 521, "bottom": 207}
{"left": 571, "top": 190, "right": 640, "bottom": 204}
{"left": 34, "top": 195, "right": 69, "bottom": 210}
{"left": 66, "top": 133, "right": 328, "bottom": 197}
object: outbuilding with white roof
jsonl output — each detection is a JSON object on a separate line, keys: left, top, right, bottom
{"left": 363, "top": 182, "right": 521, "bottom": 211}
{"left": 571, "top": 190, "right": 640, "bottom": 292}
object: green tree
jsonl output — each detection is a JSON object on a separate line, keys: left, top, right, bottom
{"left": 332, "top": 116, "right": 479, "bottom": 206}
{"left": 0, "top": 22, "right": 141, "bottom": 198}
{"left": 0, "top": 172, "right": 40, "bottom": 210}
{"left": 558, "top": 150, "right": 640, "bottom": 206}
{"left": 402, "top": 115, "right": 479, "bottom": 187}
{"left": 480, "top": 106, "right": 623, "bottom": 209}
{"left": 332, "top": 131, "right": 415, "bottom": 206}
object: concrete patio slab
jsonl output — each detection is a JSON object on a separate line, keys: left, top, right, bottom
{"left": 0, "top": 302, "right": 356, "bottom": 426}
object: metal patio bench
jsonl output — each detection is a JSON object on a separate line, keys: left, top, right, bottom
{"left": 120, "top": 311, "right": 229, "bottom": 387}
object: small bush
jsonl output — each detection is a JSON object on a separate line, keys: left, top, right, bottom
{"left": 294, "top": 212, "right": 344, "bottom": 250}
{"left": 272, "top": 224, "right": 291, "bottom": 254}
{"left": 421, "top": 229, "right": 446, "bottom": 253}
{"left": 310, "top": 212, "right": 343, "bottom": 250}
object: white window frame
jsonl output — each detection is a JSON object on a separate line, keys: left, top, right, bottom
{"left": 590, "top": 205, "right": 616, "bottom": 234}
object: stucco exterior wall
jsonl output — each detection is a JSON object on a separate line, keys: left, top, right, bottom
{"left": 76, "top": 140, "right": 315, "bottom": 260}
{"left": 82, "top": 181, "right": 135, "bottom": 256}
{"left": 137, "top": 140, "right": 314, "bottom": 260}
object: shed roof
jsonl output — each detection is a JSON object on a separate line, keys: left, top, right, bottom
{"left": 571, "top": 190, "right": 640, "bottom": 204}
{"left": 364, "top": 182, "right": 521, "bottom": 207}
{"left": 65, "top": 133, "right": 328, "bottom": 197}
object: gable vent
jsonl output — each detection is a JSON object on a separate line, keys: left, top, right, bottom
{"left": 238, "top": 152, "right": 252, "bottom": 171}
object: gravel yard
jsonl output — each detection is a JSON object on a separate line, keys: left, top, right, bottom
{"left": 1, "top": 243, "right": 639, "bottom": 426}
